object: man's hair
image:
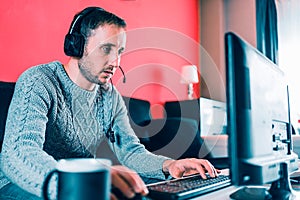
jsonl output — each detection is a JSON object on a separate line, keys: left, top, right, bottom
{"left": 74, "top": 7, "right": 127, "bottom": 38}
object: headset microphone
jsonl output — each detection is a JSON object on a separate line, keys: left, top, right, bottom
{"left": 119, "top": 66, "right": 126, "bottom": 83}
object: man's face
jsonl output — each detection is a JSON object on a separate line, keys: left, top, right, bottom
{"left": 78, "top": 24, "right": 126, "bottom": 85}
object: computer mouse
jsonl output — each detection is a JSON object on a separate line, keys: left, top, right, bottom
{"left": 111, "top": 187, "right": 144, "bottom": 200}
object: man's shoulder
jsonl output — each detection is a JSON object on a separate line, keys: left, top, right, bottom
{"left": 15, "top": 61, "right": 63, "bottom": 93}
{"left": 18, "top": 61, "right": 61, "bottom": 83}
{"left": 21, "top": 61, "right": 61, "bottom": 77}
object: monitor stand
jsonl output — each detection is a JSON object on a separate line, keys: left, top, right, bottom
{"left": 230, "top": 162, "right": 295, "bottom": 200}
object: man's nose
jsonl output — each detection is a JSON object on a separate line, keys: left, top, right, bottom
{"left": 109, "top": 53, "right": 120, "bottom": 68}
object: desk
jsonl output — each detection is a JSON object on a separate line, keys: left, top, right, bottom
{"left": 191, "top": 184, "right": 300, "bottom": 200}
{"left": 188, "top": 185, "right": 236, "bottom": 200}
{"left": 189, "top": 168, "right": 300, "bottom": 200}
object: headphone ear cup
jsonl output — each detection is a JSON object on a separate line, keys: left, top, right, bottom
{"left": 64, "top": 33, "right": 85, "bottom": 58}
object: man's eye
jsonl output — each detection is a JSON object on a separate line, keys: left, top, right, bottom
{"left": 102, "top": 46, "right": 111, "bottom": 54}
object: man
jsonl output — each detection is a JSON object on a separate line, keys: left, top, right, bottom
{"left": 0, "top": 7, "right": 218, "bottom": 200}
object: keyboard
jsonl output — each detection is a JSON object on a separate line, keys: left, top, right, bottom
{"left": 146, "top": 174, "right": 231, "bottom": 200}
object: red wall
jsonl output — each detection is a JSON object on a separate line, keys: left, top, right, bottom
{"left": 0, "top": 0, "right": 199, "bottom": 117}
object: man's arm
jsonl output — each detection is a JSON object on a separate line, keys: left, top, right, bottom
{"left": 1, "top": 69, "right": 57, "bottom": 197}
{"left": 108, "top": 90, "right": 171, "bottom": 180}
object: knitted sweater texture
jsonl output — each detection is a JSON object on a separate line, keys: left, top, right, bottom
{"left": 0, "top": 61, "right": 169, "bottom": 197}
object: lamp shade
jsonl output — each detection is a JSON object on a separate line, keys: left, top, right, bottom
{"left": 180, "top": 65, "right": 199, "bottom": 84}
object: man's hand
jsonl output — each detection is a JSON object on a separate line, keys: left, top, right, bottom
{"left": 162, "top": 158, "right": 220, "bottom": 179}
{"left": 110, "top": 165, "right": 148, "bottom": 200}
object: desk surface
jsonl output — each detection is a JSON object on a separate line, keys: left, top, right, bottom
{"left": 189, "top": 169, "right": 300, "bottom": 200}
{"left": 191, "top": 184, "right": 300, "bottom": 200}
{"left": 190, "top": 185, "right": 237, "bottom": 200}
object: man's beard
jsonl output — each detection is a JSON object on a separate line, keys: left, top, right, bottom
{"left": 78, "top": 61, "right": 104, "bottom": 86}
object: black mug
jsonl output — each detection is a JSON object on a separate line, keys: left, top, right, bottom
{"left": 43, "top": 158, "right": 111, "bottom": 200}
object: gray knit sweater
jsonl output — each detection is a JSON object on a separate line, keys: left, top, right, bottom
{"left": 0, "top": 61, "right": 169, "bottom": 197}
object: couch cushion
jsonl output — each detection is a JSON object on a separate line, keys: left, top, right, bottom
{"left": 122, "top": 96, "right": 151, "bottom": 125}
{"left": 0, "top": 81, "right": 16, "bottom": 151}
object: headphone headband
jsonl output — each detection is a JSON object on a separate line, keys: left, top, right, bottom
{"left": 68, "top": 7, "right": 105, "bottom": 35}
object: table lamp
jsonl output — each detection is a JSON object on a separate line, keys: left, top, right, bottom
{"left": 181, "top": 65, "right": 199, "bottom": 100}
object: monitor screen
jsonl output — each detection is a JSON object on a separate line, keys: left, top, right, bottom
{"left": 225, "top": 32, "right": 298, "bottom": 199}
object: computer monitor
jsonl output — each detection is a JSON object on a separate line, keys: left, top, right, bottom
{"left": 225, "top": 32, "right": 299, "bottom": 199}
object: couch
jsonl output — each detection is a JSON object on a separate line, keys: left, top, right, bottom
{"left": 0, "top": 81, "right": 15, "bottom": 152}
{"left": 122, "top": 96, "right": 211, "bottom": 160}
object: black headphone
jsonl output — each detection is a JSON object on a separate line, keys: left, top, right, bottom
{"left": 64, "top": 7, "right": 105, "bottom": 58}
